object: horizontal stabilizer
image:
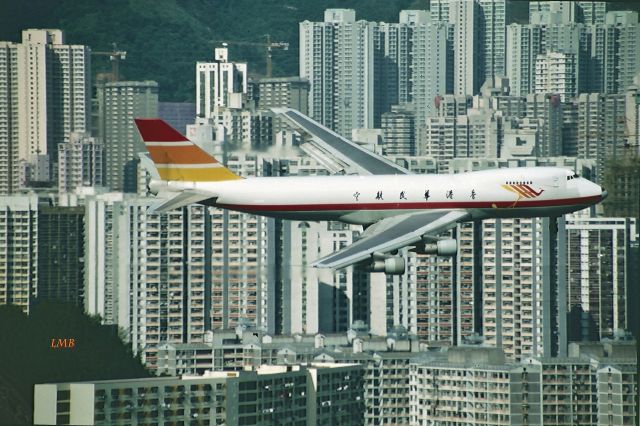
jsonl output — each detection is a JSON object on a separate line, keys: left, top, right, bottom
{"left": 148, "top": 190, "right": 214, "bottom": 214}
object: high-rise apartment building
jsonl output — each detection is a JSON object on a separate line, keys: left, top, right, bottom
{"left": 506, "top": 23, "right": 546, "bottom": 96}
{"left": 211, "top": 153, "right": 272, "bottom": 333}
{"left": 196, "top": 47, "right": 247, "bottom": 118}
{"left": 249, "top": 76, "right": 309, "bottom": 115}
{"left": 603, "top": 156, "right": 640, "bottom": 223}
{"left": 381, "top": 106, "right": 416, "bottom": 156}
{"left": 36, "top": 206, "right": 85, "bottom": 306}
{"left": 300, "top": 9, "right": 376, "bottom": 136}
{"left": 300, "top": 9, "right": 454, "bottom": 139}
{"left": 566, "top": 216, "right": 636, "bottom": 341}
{"left": 57, "top": 132, "right": 104, "bottom": 194}
{"left": 534, "top": 51, "right": 578, "bottom": 102}
{"left": 0, "top": 29, "right": 90, "bottom": 193}
{"left": 432, "top": 0, "right": 506, "bottom": 96}
{"left": 0, "top": 195, "right": 39, "bottom": 313}
{"left": 411, "top": 18, "right": 453, "bottom": 123}
{"left": 96, "top": 80, "right": 158, "bottom": 192}
{"left": 449, "top": 0, "right": 482, "bottom": 96}
{"left": 529, "top": 1, "right": 607, "bottom": 25}
{"left": 575, "top": 92, "right": 628, "bottom": 183}
{"left": 214, "top": 107, "right": 273, "bottom": 150}
{"left": 421, "top": 102, "right": 500, "bottom": 169}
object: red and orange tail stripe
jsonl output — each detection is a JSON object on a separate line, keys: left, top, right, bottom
{"left": 501, "top": 184, "right": 545, "bottom": 198}
{"left": 134, "top": 118, "right": 242, "bottom": 182}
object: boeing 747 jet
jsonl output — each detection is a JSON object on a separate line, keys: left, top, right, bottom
{"left": 134, "top": 109, "right": 606, "bottom": 275}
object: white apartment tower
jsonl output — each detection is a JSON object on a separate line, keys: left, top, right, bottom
{"left": 83, "top": 192, "right": 217, "bottom": 368}
{"left": 529, "top": 1, "right": 607, "bottom": 25}
{"left": 432, "top": 0, "right": 506, "bottom": 96}
{"left": 0, "top": 195, "right": 38, "bottom": 314}
{"left": 534, "top": 51, "right": 578, "bottom": 102}
{"left": 58, "top": 132, "right": 104, "bottom": 193}
{"left": 196, "top": 47, "right": 247, "bottom": 118}
{"left": 410, "top": 17, "right": 453, "bottom": 123}
{"left": 0, "top": 29, "right": 90, "bottom": 192}
{"left": 300, "top": 9, "right": 376, "bottom": 136}
{"left": 506, "top": 23, "right": 545, "bottom": 96}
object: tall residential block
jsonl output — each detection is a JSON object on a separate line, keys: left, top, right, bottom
{"left": 196, "top": 47, "right": 247, "bottom": 118}
{"left": 603, "top": 156, "right": 640, "bottom": 223}
{"left": 0, "top": 29, "right": 90, "bottom": 192}
{"left": 506, "top": 23, "right": 545, "bottom": 96}
{"left": 529, "top": 1, "right": 607, "bottom": 25}
{"left": 96, "top": 80, "right": 158, "bottom": 192}
{"left": 57, "top": 132, "right": 104, "bottom": 194}
{"left": 249, "top": 76, "right": 309, "bottom": 115}
{"left": 0, "top": 195, "right": 38, "bottom": 313}
{"left": 36, "top": 206, "right": 85, "bottom": 306}
{"left": 534, "top": 51, "right": 578, "bottom": 102}
{"left": 432, "top": 0, "right": 506, "bottom": 96}
{"left": 0, "top": 195, "right": 83, "bottom": 312}
{"left": 566, "top": 216, "right": 636, "bottom": 341}
{"left": 300, "top": 9, "right": 376, "bottom": 136}
{"left": 381, "top": 106, "right": 416, "bottom": 156}
{"left": 575, "top": 92, "right": 628, "bottom": 183}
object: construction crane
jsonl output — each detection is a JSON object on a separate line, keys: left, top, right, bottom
{"left": 210, "top": 35, "right": 288, "bottom": 77}
{"left": 91, "top": 42, "right": 127, "bottom": 82}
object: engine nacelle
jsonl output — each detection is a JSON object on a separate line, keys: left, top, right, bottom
{"left": 366, "top": 256, "right": 406, "bottom": 275}
{"left": 415, "top": 238, "right": 457, "bottom": 256}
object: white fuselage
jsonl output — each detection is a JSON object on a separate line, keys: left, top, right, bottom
{"left": 166, "top": 167, "right": 604, "bottom": 225}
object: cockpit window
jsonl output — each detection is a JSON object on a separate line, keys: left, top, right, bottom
{"left": 567, "top": 173, "right": 579, "bottom": 181}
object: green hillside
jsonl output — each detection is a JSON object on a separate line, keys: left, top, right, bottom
{"left": 0, "top": 303, "right": 150, "bottom": 425}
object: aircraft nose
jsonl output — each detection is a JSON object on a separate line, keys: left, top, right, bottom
{"left": 601, "top": 187, "right": 608, "bottom": 201}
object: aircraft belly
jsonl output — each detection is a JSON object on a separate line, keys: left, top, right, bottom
{"left": 221, "top": 208, "right": 426, "bottom": 225}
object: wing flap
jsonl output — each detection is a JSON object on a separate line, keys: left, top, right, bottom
{"left": 312, "top": 210, "right": 470, "bottom": 270}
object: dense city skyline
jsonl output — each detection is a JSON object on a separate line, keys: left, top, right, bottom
{"left": 0, "top": 1, "right": 638, "bottom": 425}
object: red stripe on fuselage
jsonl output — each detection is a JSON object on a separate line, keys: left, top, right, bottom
{"left": 214, "top": 195, "right": 601, "bottom": 212}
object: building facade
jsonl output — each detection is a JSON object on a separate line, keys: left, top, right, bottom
{"left": 34, "top": 363, "right": 365, "bottom": 426}
{"left": 96, "top": 80, "right": 158, "bottom": 192}
{"left": 0, "top": 29, "right": 90, "bottom": 193}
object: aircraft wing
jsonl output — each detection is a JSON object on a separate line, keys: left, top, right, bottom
{"left": 312, "top": 210, "right": 470, "bottom": 270}
{"left": 272, "top": 107, "right": 410, "bottom": 175}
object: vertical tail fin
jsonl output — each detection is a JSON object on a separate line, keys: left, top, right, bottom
{"left": 134, "top": 118, "right": 242, "bottom": 182}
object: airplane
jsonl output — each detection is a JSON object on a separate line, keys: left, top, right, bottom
{"left": 134, "top": 109, "right": 607, "bottom": 275}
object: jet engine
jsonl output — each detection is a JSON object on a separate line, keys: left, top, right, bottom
{"left": 414, "top": 238, "right": 457, "bottom": 256}
{"left": 366, "top": 256, "right": 406, "bottom": 275}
